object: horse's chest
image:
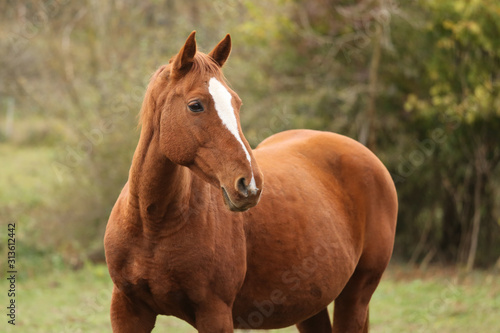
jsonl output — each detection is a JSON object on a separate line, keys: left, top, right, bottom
{"left": 107, "top": 220, "right": 246, "bottom": 321}
{"left": 113, "top": 255, "right": 164, "bottom": 297}
{"left": 112, "top": 254, "right": 197, "bottom": 318}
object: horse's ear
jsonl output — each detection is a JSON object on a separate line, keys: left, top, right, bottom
{"left": 208, "top": 34, "right": 231, "bottom": 67}
{"left": 173, "top": 31, "right": 197, "bottom": 76}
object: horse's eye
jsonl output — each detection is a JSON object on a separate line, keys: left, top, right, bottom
{"left": 188, "top": 101, "right": 204, "bottom": 113}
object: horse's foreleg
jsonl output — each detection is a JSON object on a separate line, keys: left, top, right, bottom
{"left": 296, "top": 308, "right": 332, "bottom": 333}
{"left": 110, "top": 286, "right": 157, "bottom": 333}
{"left": 195, "top": 299, "right": 234, "bottom": 333}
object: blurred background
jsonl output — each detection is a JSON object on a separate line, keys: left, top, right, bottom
{"left": 1, "top": 0, "right": 499, "bottom": 332}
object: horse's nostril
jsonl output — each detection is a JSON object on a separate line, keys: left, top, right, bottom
{"left": 237, "top": 177, "right": 248, "bottom": 197}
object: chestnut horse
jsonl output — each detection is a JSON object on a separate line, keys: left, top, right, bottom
{"left": 104, "top": 31, "right": 397, "bottom": 333}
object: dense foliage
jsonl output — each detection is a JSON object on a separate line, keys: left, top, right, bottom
{"left": 1, "top": 0, "right": 499, "bottom": 269}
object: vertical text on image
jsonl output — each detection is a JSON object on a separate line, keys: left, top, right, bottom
{"left": 6, "top": 223, "right": 17, "bottom": 325}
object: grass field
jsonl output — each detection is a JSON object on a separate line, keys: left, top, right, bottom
{"left": 0, "top": 143, "right": 58, "bottom": 207}
{"left": 2, "top": 263, "right": 499, "bottom": 332}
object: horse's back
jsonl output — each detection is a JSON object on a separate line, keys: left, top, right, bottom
{"left": 254, "top": 129, "right": 397, "bottom": 222}
{"left": 256, "top": 129, "right": 386, "bottom": 174}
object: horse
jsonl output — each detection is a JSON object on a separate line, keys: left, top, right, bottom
{"left": 104, "top": 31, "right": 398, "bottom": 333}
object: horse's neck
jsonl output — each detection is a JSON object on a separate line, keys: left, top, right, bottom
{"left": 128, "top": 129, "right": 191, "bottom": 232}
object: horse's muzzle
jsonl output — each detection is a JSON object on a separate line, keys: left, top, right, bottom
{"left": 221, "top": 184, "right": 261, "bottom": 212}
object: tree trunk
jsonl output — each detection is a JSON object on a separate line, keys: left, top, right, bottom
{"left": 359, "top": 21, "right": 382, "bottom": 150}
{"left": 440, "top": 189, "right": 461, "bottom": 263}
{"left": 466, "top": 145, "right": 487, "bottom": 271}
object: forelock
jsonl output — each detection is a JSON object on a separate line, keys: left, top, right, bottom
{"left": 139, "top": 52, "right": 225, "bottom": 128}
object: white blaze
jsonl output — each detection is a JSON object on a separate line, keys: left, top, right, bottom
{"left": 208, "top": 77, "right": 257, "bottom": 192}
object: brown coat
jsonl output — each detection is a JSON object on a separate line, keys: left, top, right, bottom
{"left": 104, "top": 32, "right": 397, "bottom": 333}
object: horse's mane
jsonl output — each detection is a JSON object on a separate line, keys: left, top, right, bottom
{"left": 139, "top": 52, "right": 223, "bottom": 129}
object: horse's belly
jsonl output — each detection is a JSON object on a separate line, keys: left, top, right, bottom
{"left": 232, "top": 255, "right": 353, "bottom": 329}
{"left": 233, "top": 297, "right": 331, "bottom": 330}
{"left": 233, "top": 207, "right": 359, "bottom": 329}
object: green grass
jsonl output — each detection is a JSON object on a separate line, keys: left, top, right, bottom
{"left": 0, "top": 143, "right": 58, "bottom": 207}
{"left": 1, "top": 264, "right": 499, "bottom": 332}
{"left": 370, "top": 267, "right": 500, "bottom": 332}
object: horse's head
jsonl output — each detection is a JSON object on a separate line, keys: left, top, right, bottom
{"left": 142, "top": 31, "right": 263, "bottom": 212}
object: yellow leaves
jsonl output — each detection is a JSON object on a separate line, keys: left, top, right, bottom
{"left": 430, "top": 83, "right": 452, "bottom": 98}
{"left": 431, "top": 92, "right": 455, "bottom": 110}
{"left": 443, "top": 20, "right": 455, "bottom": 31}
{"left": 467, "top": 21, "right": 481, "bottom": 34}
{"left": 425, "top": 79, "right": 498, "bottom": 125}
{"left": 453, "top": 1, "right": 466, "bottom": 13}
{"left": 404, "top": 94, "right": 419, "bottom": 112}
{"left": 437, "top": 38, "right": 454, "bottom": 50}
{"left": 429, "top": 69, "right": 439, "bottom": 81}
{"left": 405, "top": 80, "right": 499, "bottom": 124}
{"left": 442, "top": 19, "right": 482, "bottom": 36}
{"left": 452, "top": 0, "right": 486, "bottom": 14}
{"left": 236, "top": 0, "right": 294, "bottom": 45}
{"left": 404, "top": 94, "right": 430, "bottom": 116}
{"left": 474, "top": 84, "right": 491, "bottom": 109}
